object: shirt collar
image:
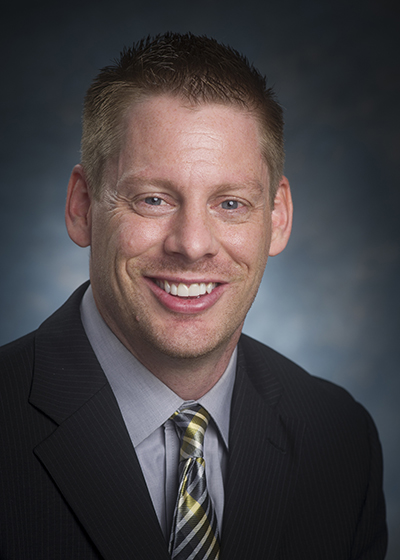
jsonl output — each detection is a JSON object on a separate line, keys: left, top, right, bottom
{"left": 80, "top": 285, "right": 236, "bottom": 450}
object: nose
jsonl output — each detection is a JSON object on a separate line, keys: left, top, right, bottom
{"left": 163, "top": 203, "right": 219, "bottom": 262}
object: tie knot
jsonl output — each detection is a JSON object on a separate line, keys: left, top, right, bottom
{"left": 171, "top": 404, "right": 210, "bottom": 461}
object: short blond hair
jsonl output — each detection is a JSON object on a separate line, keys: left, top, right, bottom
{"left": 81, "top": 32, "right": 285, "bottom": 201}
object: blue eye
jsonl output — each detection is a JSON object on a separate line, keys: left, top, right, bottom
{"left": 221, "top": 200, "right": 239, "bottom": 210}
{"left": 145, "top": 197, "right": 163, "bottom": 205}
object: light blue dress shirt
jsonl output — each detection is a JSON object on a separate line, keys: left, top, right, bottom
{"left": 80, "top": 285, "right": 236, "bottom": 539}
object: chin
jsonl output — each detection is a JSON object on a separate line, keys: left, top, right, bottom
{"left": 142, "top": 321, "right": 241, "bottom": 362}
{"left": 149, "top": 337, "right": 219, "bottom": 361}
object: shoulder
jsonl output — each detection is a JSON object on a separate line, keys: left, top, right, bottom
{"left": 0, "top": 331, "right": 36, "bottom": 385}
{"left": 238, "top": 333, "right": 384, "bottom": 491}
{"left": 237, "top": 337, "right": 387, "bottom": 557}
{"left": 0, "top": 332, "right": 38, "bottom": 435}
{"left": 238, "top": 333, "right": 373, "bottom": 428}
{"left": 0, "top": 282, "right": 89, "bottom": 394}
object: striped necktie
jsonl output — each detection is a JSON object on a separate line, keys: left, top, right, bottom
{"left": 169, "top": 404, "right": 220, "bottom": 560}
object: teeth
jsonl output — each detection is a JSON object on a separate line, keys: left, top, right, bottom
{"left": 206, "top": 282, "right": 214, "bottom": 294}
{"left": 177, "top": 283, "right": 189, "bottom": 297}
{"left": 188, "top": 284, "right": 200, "bottom": 297}
{"left": 155, "top": 279, "right": 217, "bottom": 298}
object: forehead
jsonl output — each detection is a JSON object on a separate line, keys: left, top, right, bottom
{"left": 114, "top": 95, "right": 268, "bottom": 190}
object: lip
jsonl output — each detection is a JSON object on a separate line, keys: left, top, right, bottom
{"left": 144, "top": 276, "right": 226, "bottom": 314}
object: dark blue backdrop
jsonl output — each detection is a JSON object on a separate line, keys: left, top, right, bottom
{"left": 1, "top": 1, "right": 399, "bottom": 556}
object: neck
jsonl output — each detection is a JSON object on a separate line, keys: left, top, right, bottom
{"left": 123, "top": 332, "right": 240, "bottom": 401}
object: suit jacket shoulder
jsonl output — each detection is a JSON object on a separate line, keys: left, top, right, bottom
{"left": 0, "top": 284, "right": 170, "bottom": 560}
{"left": 221, "top": 333, "right": 388, "bottom": 560}
{"left": 238, "top": 332, "right": 368, "bottom": 420}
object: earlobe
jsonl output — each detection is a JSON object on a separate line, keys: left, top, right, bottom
{"left": 269, "top": 175, "right": 293, "bottom": 257}
{"left": 65, "top": 164, "right": 92, "bottom": 248}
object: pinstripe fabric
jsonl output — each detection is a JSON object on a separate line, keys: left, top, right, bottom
{"left": 169, "top": 405, "right": 220, "bottom": 560}
{"left": 220, "top": 337, "right": 387, "bottom": 559}
{"left": 0, "top": 283, "right": 387, "bottom": 559}
{"left": 1, "top": 283, "right": 170, "bottom": 560}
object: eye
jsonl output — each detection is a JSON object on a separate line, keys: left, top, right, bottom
{"left": 221, "top": 200, "right": 240, "bottom": 210}
{"left": 132, "top": 193, "right": 176, "bottom": 217}
{"left": 144, "top": 196, "right": 164, "bottom": 206}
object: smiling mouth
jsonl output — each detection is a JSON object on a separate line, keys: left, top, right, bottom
{"left": 154, "top": 279, "right": 218, "bottom": 298}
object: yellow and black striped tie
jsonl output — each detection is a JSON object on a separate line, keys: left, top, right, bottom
{"left": 169, "top": 404, "right": 220, "bottom": 560}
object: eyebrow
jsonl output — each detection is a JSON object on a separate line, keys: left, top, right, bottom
{"left": 218, "top": 180, "right": 266, "bottom": 195}
{"left": 116, "top": 175, "right": 174, "bottom": 190}
{"left": 117, "top": 174, "right": 267, "bottom": 197}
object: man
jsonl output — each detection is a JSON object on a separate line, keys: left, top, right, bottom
{"left": 0, "top": 33, "right": 387, "bottom": 559}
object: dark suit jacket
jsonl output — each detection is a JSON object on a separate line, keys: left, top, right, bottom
{"left": 0, "top": 283, "right": 387, "bottom": 559}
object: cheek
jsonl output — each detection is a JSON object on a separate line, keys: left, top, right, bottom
{"left": 115, "top": 218, "right": 165, "bottom": 257}
{"left": 219, "top": 221, "right": 271, "bottom": 270}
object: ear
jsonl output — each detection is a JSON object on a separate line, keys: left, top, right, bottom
{"left": 65, "top": 164, "right": 92, "bottom": 248}
{"left": 269, "top": 175, "right": 293, "bottom": 257}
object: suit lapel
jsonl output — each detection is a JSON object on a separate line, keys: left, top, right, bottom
{"left": 221, "top": 339, "right": 306, "bottom": 560}
{"left": 29, "top": 284, "right": 170, "bottom": 560}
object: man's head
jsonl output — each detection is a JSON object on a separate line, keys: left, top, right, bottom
{"left": 81, "top": 32, "right": 285, "bottom": 202}
{"left": 66, "top": 34, "right": 292, "bottom": 386}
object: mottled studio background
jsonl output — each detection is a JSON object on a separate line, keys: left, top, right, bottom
{"left": 1, "top": 0, "right": 399, "bottom": 556}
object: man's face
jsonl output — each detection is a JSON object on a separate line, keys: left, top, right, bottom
{"left": 85, "top": 96, "right": 284, "bottom": 363}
